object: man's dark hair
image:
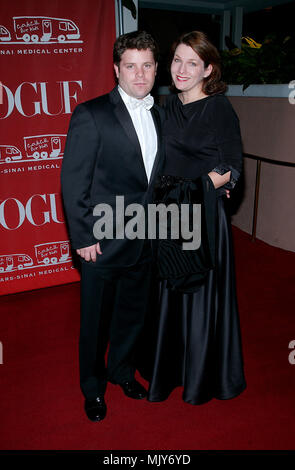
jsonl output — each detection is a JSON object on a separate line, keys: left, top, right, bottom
{"left": 113, "top": 30, "right": 159, "bottom": 65}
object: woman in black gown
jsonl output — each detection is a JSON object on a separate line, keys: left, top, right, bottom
{"left": 146, "top": 31, "right": 246, "bottom": 405}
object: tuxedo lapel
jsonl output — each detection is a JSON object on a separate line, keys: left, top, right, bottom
{"left": 110, "top": 87, "right": 148, "bottom": 185}
{"left": 149, "top": 106, "right": 163, "bottom": 185}
{"left": 114, "top": 96, "right": 143, "bottom": 158}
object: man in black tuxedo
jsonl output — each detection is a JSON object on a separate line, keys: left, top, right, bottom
{"left": 61, "top": 31, "right": 164, "bottom": 422}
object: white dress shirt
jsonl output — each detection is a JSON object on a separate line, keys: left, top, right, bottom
{"left": 118, "top": 86, "right": 158, "bottom": 182}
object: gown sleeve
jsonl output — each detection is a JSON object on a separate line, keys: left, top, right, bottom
{"left": 210, "top": 96, "right": 243, "bottom": 189}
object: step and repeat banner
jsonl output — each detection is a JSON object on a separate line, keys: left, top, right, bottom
{"left": 0, "top": 0, "right": 116, "bottom": 295}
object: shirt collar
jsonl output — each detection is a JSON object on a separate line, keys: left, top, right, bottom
{"left": 118, "top": 86, "right": 153, "bottom": 110}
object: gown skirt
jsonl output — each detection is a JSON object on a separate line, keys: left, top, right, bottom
{"left": 143, "top": 195, "right": 247, "bottom": 405}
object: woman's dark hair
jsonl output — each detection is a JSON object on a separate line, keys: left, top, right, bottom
{"left": 171, "top": 31, "right": 227, "bottom": 95}
{"left": 113, "top": 30, "right": 159, "bottom": 65}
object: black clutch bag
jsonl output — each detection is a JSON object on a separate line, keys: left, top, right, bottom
{"left": 153, "top": 174, "right": 217, "bottom": 293}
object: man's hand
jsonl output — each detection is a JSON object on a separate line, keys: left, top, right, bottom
{"left": 76, "top": 243, "right": 102, "bottom": 262}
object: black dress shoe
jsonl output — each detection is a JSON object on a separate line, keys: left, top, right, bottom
{"left": 84, "top": 396, "right": 107, "bottom": 422}
{"left": 119, "top": 380, "right": 147, "bottom": 399}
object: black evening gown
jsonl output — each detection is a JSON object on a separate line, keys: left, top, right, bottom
{"left": 145, "top": 94, "right": 246, "bottom": 405}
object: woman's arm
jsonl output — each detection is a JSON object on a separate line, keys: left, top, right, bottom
{"left": 209, "top": 96, "right": 243, "bottom": 190}
{"left": 208, "top": 170, "right": 231, "bottom": 189}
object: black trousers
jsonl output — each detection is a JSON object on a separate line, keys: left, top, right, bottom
{"left": 79, "top": 246, "right": 152, "bottom": 399}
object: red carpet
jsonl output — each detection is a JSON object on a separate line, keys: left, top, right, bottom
{"left": 1, "top": 227, "right": 295, "bottom": 450}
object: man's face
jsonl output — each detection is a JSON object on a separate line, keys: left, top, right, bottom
{"left": 114, "top": 48, "right": 157, "bottom": 99}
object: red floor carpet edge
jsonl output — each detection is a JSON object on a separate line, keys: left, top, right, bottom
{"left": 1, "top": 227, "right": 295, "bottom": 450}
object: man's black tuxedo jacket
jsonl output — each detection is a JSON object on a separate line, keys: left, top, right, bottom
{"left": 61, "top": 87, "right": 165, "bottom": 269}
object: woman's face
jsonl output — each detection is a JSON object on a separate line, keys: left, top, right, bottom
{"left": 170, "top": 43, "right": 212, "bottom": 94}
